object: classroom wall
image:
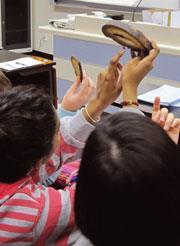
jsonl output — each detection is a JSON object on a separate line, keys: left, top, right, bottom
{"left": 32, "top": 0, "right": 139, "bottom": 54}
{"left": 32, "top": 0, "right": 92, "bottom": 54}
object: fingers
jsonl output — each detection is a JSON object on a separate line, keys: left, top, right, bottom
{"left": 71, "top": 70, "right": 89, "bottom": 92}
{"left": 151, "top": 40, "right": 160, "bottom": 51}
{"left": 137, "top": 41, "right": 160, "bottom": 72}
{"left": 152, "top": 105, "right": 168, "bottom": 127}
{"left": 171, "top": 118, "right": 180, "bottom": 129}
{"left": 117, "top": 62, "right": 123, "bottom": 71}
{"left": 151, "top": 96, "right": 161, "bottom": 122}
{"left": 79, "top": 75, "right": 95, "bottom": 97}
{"left": 159, "top": 108, "right": 169, "bottom": 126}
{"left": 153, "top": 96, "right": 160, "bottom": 112}
{"left": 82, "top": 76, "right": 94, "bottom": 90}
{"left": 148, "top": 41, "right": 160, "bottom": 62}
{"left": 70, "top": 76, "right": 82, "bottom": 93}
{"left": 163, "top": 113, "right": 175, "bottom": 131}
{"left": 128, "top": 57, "right": 141, "bottom": 65}
{"left": 152, "top": 111, "right": 161, "bottom": 123}
{"left": 140, "top": 41, "right": 160, "bottom": 65}
{"left": 107, "top": 50, "right": 125, "bottom": 77}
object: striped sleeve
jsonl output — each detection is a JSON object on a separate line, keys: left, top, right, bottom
{"left": 34, "top": 185, "right": 76, "bottom": 245}
{"left": 33, "top": 110, "right": 95, "bottom": 183}
{"left": 0, "top": 183, "right": 77, "bottom": 245}
{"left": 0, "top": 190, "right": 41, "bottom": 245}
{"left": 60, "top": 109, "right": 95, "bottom": 163}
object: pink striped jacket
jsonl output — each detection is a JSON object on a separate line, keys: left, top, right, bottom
{"left": 0, "top": 111, "right": 94, "bottom": 245}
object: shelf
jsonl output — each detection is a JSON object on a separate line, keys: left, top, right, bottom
{"left": 39, "top": 20, "right": 180, "bottom": 56}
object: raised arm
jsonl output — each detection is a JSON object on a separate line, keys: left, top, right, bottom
{"left": 121, "top": 41, "right": 160, "bottom": 108}
{"left": 61, "top": 71, "right": 95, "bottom": 112}
{"left": 152, "top": 97, "right": 180, "bottom": 144}
{"left": 83, "top": 50, "right": 124, "bottom": 123}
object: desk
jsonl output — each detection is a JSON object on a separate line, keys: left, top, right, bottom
{"left": 137, "top": 83, "right": 180, "bottom": 118}
{"left": 0, "top": 50, "right": 57, "bottom": 107}
{"left": 111, "top": 83, "right": 180, "bottom": 118}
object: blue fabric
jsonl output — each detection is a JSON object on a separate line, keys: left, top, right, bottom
{"left": 58, "top": 104, "right": 77, "bottom": 118}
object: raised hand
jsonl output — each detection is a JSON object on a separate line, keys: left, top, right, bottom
{"left": 152, "top": 97, "right": 180, "bottom": 144}
{"left": 84, "top": 50, "right": 124, "bottom": 123}
{"left": 61, "top": 71, "right": 95, "bottom": 112}
{"left": 122, "top": 41, "right": 160, "bottom": 104}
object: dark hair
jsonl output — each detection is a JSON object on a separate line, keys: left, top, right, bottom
{"left": 0, "top": 85, "right": 57, "bottom": 183}
{"left": 75, "top": 112, "right": 180, "bottom": 246}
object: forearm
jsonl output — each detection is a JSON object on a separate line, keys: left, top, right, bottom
{"left": 122, "top": 85, "right": 138, "bottom": 109}
{"left": 60, "top": 109, "right": 95, "bottom": 150}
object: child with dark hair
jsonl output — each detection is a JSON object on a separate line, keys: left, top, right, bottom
{"left": 0, "top": 42, "right": 159, "bottom": 245}
{"left": 0, "top": 50, "right": 124, "bottom": 245}
{"left": 75, "top": 87, "right": 180, "bottom": 245}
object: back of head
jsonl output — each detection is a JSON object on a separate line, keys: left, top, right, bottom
{"left": 0, "top": 85, "right": 56, "bottom": 183}
{"left": 75, "top": 112, "right": 180, "bottom": 246}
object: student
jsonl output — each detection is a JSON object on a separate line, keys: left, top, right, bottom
{"left": 59, "top": 70, "right": 95, "bottom": 118}
{"left": 0, "top": 43, "right": 159, "bottom": 245}
{"left": 46, "top": 41, "right": 160, "bottom": 188}
{"left": 75, "top": 105, "right": 180, "bottom": 245}
{"left": 0, "top": 50, "right": 124, "bottom": 245}
{"left": 44, "top": 71, "right": 96, "bottom": 187}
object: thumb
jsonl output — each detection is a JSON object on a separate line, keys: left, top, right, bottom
{"left": 70, "top": 77, "right": 81, "bottom": 93}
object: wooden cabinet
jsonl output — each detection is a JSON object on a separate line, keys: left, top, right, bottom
{"left": 1, "top": 0, "right": 32, "bottom": 52}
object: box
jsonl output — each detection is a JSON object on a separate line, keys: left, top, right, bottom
{"left": 142, "top": 10, "right": 171, "bottom": 27}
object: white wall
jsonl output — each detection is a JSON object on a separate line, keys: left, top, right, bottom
{"left": 32, "top": 0, "right": 91, "bottom": 54}
{"left": 32, "top": 0, "right": 62, "bottom": 54}
{"left": 32, "top": 0, "right": 140, "bottom": 54}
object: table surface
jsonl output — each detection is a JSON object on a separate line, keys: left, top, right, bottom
{"left": 137, "top": 83, "right": 180, "bottom": 118}
{"left": 0, "top": 50, "right": 56, "bottom": 72}
{"left": 0, "top": 49, "right": 57, "bottom": 107}
{"left": 114, "top": 82, "right": 180, "bottom": 118}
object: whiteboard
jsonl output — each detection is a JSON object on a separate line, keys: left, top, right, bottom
{"left": 73, "top": 0, "right": 139, "bottom": 7}
{"left": 51, "top": 0, "right": 180, "bottom": 9}
{"left": 85, "top": 0, "right": 180, "bottom": 9}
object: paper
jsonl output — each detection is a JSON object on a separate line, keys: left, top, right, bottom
{"left": 0, "top": 57, "right": 43, "bottom": 71}
{"left": 138, "top": 85, "right": 180, "bottom": 107}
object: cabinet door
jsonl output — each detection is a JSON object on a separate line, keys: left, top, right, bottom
{"left": 1, "top": 0, "right": 31, "bottom": 49}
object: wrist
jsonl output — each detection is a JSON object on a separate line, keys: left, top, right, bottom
{"left": 83, "top": 98, "right": 103, "bottom": 124}
{"left": 122, "top": 89, "right": 138, "bottom": 108}
{"left": 83, "top": 106, "right": 100, "bottom": 125}
{"left": 61, "top": 102, "right": 77, "bottom": 112}
{"left": 123, "top": 88, "right": 137, "bottom": 101}
{"left": 121, "top": 100, "right": 139, "bottom": 108}
{"left": 58, "top": 104, "right": 77, "bottom": 118}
